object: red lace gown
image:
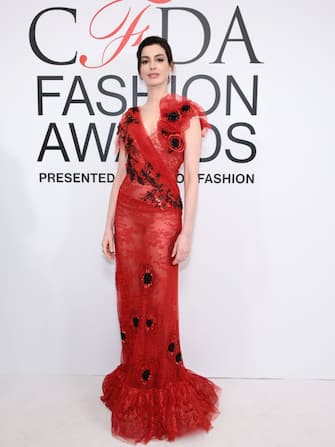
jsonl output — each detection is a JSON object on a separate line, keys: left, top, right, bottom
{"left": 100, "top": 94, "right": 221, "bottom": 444}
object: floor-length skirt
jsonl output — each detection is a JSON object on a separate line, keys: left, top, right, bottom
{"left": 100, "top": 190, "right": 221, "bottom": 444}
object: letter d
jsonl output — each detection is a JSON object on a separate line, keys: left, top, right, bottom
{"left": 158, "top": 7, "right": 210, "bottom": 64}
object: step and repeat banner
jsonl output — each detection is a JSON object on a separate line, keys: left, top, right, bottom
{"left": 1, "top": 1, "right": 335, "bottom": 378}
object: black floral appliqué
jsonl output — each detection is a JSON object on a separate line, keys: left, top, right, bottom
{"left": 175, "top": 352, "right": 182, "bottom": 363}
{"left": 133, "top": 316, "right": 139, "bottom": 328}
{"left": 146, "top": 319, "right": 153, "bottom": 327}
{"left": 168, "top": 111, "right": 180, "bottom": 122}
{"left": 143, "top": 272, "right": 152, "bottom": 286}
{"left": 167, "top": 134, "right": 184, "bottom": 153}
{"left": 144, "top": 313, "right": 156, "bottom": 333}
{"left": 168, "top": 342, "right": 175, "bottom": 352}
{"left": 135, "top": 162, "right": 182, "bottom": 209}
{"left": 142, "top": 267, "right": 153, "bottom": 288}
{"left": 142, "top": 369, "right": 150, "bottom": 381}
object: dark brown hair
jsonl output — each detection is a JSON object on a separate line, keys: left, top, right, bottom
{"left": 136, "top": 36, "right": 173, "bottom": 74}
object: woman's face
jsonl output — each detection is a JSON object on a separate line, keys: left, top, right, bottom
{"left": 139, "top": 44, "right": 172, "bottom": 87}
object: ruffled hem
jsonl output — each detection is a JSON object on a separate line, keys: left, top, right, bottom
{"left": 100, "top": 364, "right": 222, "bottom": 444}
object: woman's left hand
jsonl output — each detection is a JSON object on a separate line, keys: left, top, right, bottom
{"left": 171, "top": 232, "right": 192, "bottom": 265}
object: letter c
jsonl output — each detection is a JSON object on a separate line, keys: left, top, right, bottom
{"left": 29, "top": 7, "right": 77, "bottom": 65}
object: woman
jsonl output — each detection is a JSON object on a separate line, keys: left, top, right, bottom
{"left": 101, "top": 36, "right": 221, "bottom": 444}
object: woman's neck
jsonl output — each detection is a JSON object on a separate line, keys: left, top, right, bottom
{"left": 146, "top": 85, "right": 169, "bottom": 106}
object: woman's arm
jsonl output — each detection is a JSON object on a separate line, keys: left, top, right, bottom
{"left": 171, "top": 116, "right": 202, "bottom": 265}
{"left": 102, "top": 146, "right": 127, "bottom": 260}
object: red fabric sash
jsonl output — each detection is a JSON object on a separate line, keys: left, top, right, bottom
{"left": 129, "top": 109, "right": 180, "bottom": 198}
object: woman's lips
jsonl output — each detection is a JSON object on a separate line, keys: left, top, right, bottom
{"left": 148, "top": 73, "right": 159, "bottom": 78}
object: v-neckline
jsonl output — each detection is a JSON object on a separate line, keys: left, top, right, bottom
{"left": 138, "top": 106, "right": 159, "bottom": 139}
{"left": 137, "top": 94, "right": 171, "bottom": 138}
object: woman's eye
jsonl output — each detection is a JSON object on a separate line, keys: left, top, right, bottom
{"left": 141, "top": 60, "right": 148, "bottom": 64}
{"left": 157, "top": 58, "right": 165, "bottom": 62}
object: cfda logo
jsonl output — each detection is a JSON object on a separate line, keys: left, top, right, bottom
{"left": 29, "top": 1, "right": 261, "bottom": 68}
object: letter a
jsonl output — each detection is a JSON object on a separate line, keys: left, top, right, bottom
{"left": 212, "top": 6, "right": 263, "bottom": 64}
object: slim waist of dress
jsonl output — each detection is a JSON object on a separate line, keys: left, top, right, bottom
{"left": 117, "top": 188, "right": 183, "bottom": 213}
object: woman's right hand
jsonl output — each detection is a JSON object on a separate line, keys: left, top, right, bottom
{"left": 102, "top": 228, "right": 115, "bottom": 260}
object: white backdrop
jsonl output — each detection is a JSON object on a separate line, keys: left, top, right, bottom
{"left": 1, "top": 0, "right": 335, "bottom": 378}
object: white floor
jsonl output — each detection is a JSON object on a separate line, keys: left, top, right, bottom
{"left": 0, "top": 376, "right": 334, "bottom": 447}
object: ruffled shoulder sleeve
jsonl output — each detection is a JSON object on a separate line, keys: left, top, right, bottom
{"left": 115, "top": 107, "right": 138, "bottom": 153}
{"left": 158, "top": 94, "right": 211, "bottom": 138}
